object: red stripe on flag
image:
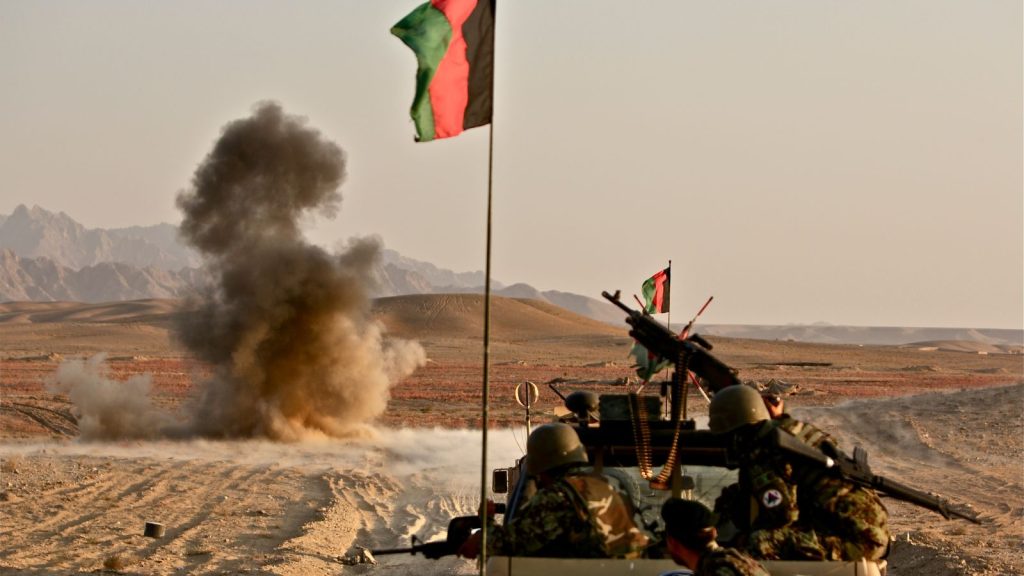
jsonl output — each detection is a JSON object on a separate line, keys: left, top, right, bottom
{"left": 653, "top": 274, "right": 667, "bottom": 311}
{"left": 428, "top": 0, "right": 477, "bottom": 139}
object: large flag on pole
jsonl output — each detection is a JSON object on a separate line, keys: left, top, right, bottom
{"left": 391, "top": 0, "right": 495, "bottom": 142}
{"left": 641, "top": 267, "right": 671, "bottom": 314}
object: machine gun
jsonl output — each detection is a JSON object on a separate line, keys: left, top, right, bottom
{"left": 370, "top": 515, "right": 481, "bottom": 559}
{"left": 602, "top": 290, "right": 741, "bottom": 395}
{"left": 771, "top": 427, "right": 981, "bottom": 524}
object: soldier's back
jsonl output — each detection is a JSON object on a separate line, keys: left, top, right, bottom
{"left": 698, "top": 546, "right": 771, "bottom": 576}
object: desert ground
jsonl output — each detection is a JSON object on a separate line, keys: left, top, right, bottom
{"left": 0, "top": 296, "right": 1021, "bottom": 575}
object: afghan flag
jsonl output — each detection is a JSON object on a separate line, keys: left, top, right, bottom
{"left": 629, "top": 341, "right": 670, "bottom": 382}
{"left": 641, "top": 267, "right": 671, "bottom": 314}
{"left": 391, "top": 0, "right": 495, "bottom": 142}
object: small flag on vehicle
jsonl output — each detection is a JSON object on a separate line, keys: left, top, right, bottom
{"left": 641, "top": 267, "right": 670, "bottom": 314}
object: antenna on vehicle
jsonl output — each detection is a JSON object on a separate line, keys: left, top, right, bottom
{"left": 514, "top": 381, "right": 539, "bottom": 435}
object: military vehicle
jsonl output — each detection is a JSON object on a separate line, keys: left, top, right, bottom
{"left": 372, "top": 290, "right": 977, "bottom": 575}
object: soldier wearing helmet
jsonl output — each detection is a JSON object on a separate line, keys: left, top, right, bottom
{"left": 709, "top": 385, "right": 890, "bottom": 562}
{"left": 459, "top": 422, "right": 649, "bottom": 559}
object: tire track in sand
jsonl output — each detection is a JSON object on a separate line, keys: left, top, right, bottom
{"left": 0, "top": 456, "right": 315, "bottom": 574}
{"left": 271, "top": 455, "right": 478, "bottom": 576}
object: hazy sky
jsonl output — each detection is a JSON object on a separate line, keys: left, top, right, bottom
{"left": 2, "top": 1, "right": 1021, "bottom": 329}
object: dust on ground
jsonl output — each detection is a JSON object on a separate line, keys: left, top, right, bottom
{"left": 0, "top": 429, "right": 525, "bottom": 575}
{"left": 1, "top": 386, "right": 1021, "bottom": 575}
{"left": 0, "top": 299, "right": 1021, "bottom": 574}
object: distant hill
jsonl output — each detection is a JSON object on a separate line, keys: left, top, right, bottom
{"left": 693, "top": 323, "right": 1023, "bottom": 349}
{"left": 0, "top": 295, "right": 623, "bottom": 343}
{"left": 373, "top": 293, "right": 623, "bottom": 340}
{"left": 7, "top": 206, "right": 1014, "bottom": 347}
{"left": 2, "top": 297, "right": 1019, "bottom": 353}
{"left": 380, "top": 248, "right": 492, "bottom": 291}
{"left": 0, "top": 205, "right": 620, "bottom": 323}
{"left": 441, "top": 283, "right": 624, "bottom": 325}
{"left": 0, "top": 299, "right": 182, "bottom": 325}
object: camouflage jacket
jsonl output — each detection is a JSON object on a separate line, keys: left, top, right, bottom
{"left": 775, "top": 414, "right": 839, "bottom": 453}
{"left": 487, "top": 472, "right": 648, "bottom": 558}
{"left": 716, "top": 419, "right": 889, "bottom": 560}
{"left": 696, "top": 544, "right": 771, "bottom": 576}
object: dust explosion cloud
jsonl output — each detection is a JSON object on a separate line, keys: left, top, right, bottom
{"left": 45, "top": 355, "right": 170, "bottom": 440}
{"left": 172, "top": 100, "right": 423, "bottom": 436}
{"left": 169, "top": 102, "right": 424, "bottom": 440}
{"left": 49, "top": 103, "right": 423, "bottom": 441}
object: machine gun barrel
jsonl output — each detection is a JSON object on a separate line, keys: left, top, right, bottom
{"left": 772, "top": 430, "right": 981, "bottom": 524}
{"left": 370, "top": 541, "right": 458, "bottom": 559}
{"left": 370, "top": 547, "right": 418, "bottom": 555}
{"left": 369, "top": 514, "right": 481, "bottom": 560}
{"left": 602, "top": 290, "right": 740, "bottom": 393}
{"left": 837, "top": 452, "right": 981, "bottom": 524}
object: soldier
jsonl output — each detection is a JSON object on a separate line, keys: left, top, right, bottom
{"left": 661, "top": 498, "right": 769, "bottom": 576}
{"left": 709, "top": 385, "right": 890, "bottom": 562}
{"left": 458, "top": 422, "right": 648, "bottom": 559}
{"left": 760, "top": 389, "right": 841, "bottom": 451}
{"left": 760, "top": 391, "right": 786, "bottom": 419}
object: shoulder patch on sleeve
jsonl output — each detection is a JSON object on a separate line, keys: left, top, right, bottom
{"left": 761, "top": 488, "right": 784, "bottom": 508}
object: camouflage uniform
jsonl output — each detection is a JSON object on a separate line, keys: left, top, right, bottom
{"left": 487, "top": 472, "right": 648, "bottom": 558}
{"left": 775, "top": 415, "right": 838, "bottom": 451}
{"left": 716, "top": 419, "right": 890, "bottom": 561}
{"left": 696, "top": 543, "right": 771, "bottom": 576}
{"left": 778, "top": 415, "right": 890, "bottom": 560}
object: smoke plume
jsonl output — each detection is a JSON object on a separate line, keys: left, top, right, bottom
{"left": 46, "top": 355, "right": 172, "bottom": 441}
{"left": 172, "top": 102, "right": 425, "bottom": 440}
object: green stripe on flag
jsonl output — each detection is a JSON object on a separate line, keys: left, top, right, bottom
{"left": 630, "top": 341, "right": 670, "bottom": 382}
{"left": 641, "top": 268, "right": 670, "bottom": 314}
{"left": 391, "top": 3, "right": 453, "bottom": 142}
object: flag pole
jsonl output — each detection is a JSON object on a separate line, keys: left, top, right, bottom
{"left": 478, "top": 120, "right": 494, "bottom": 573}
{"left": 477, "top": 122, "right": 494, "bottom": 575}
{"left": 666, "top": 260, "right": 672, "bottom": 330}
{"left": 479, "top": 10, "right": 498, "bottom": 571}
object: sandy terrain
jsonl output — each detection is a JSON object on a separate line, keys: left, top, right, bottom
{"left": 0, "top": 297, "right": 1021, "bottom": 575}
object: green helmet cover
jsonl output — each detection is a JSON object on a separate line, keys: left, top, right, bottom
{"left": 709, "top": 384, "right": 770, "bottom": 434}
{"left": 526, "top": 422, "right": 589, "bottom": 475}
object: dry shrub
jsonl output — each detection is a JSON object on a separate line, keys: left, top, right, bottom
{"left": 185, "top": 545, "right": 214, "bottom": 557}
{"left": 1, "top": 455, "right": 23, "bottom": 473}
{"left": 102, "top": 554, "right": 130, "bottom": 571}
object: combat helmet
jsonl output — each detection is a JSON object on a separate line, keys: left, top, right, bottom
{"left": 708, "top": 384, "right": 770, "bottom": 434}
{"left": 526, "top": 422, "right": 589, "bottom": 475}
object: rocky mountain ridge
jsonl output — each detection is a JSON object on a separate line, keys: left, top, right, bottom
{"left": 3, "top": 205, "right": 1019, "bottom": 346}
{"left": 0, "top": 205, "right": 622, "bottom": 324}
{"left": 0, "top": 249, "right": 205, "bottom": 302}
{"left": 0, "top": 204, "right": 199, "bottom": 271}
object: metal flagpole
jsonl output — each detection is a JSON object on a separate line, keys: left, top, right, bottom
{"left": 479, "top": 5, "right": 498, "bottom": 563}
{"left": 478, "top": 120, "right": 495, "bottom": 575}
{"left": 666, "top": 259, "right": 672, "bottom": 330}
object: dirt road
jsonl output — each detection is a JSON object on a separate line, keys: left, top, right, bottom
{"left": 0, "top": 430, "right": 525, "bottom": 575}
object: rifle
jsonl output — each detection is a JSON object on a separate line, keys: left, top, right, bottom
{"left": 771, "top": 427, "right": 981, "bottom": 524}
{"left": 602, "top": 290, "right": 741, "bottom": 394}
{"left": 371, "top": 515, "right": 481, "bottom": 559}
